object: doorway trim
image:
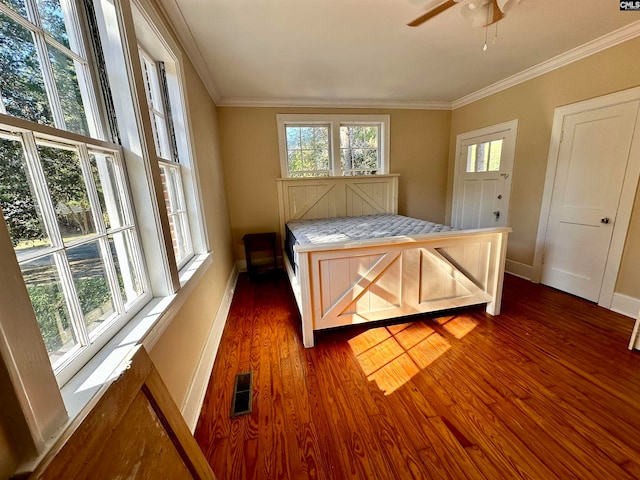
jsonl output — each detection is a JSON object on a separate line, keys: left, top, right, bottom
{"left": 533, "top": 86, "right": 640, "bottom": 308}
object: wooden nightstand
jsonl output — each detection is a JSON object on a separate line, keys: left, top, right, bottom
{"left": 243, "top": 232, "right": 278, "bottom": 279}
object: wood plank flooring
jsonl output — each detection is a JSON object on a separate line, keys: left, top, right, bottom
{"left": 194, "top": 272, "right": 640, "bottom": 479}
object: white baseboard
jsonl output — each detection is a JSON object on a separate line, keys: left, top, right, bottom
{"left": 611, "top": 292, "right": 640, "bottom": 319}
{"left": 505, "top": 259, "right": 534, "bottom": 281}
{"left": 181, "top": 264, "right": 238, "bottom": 431}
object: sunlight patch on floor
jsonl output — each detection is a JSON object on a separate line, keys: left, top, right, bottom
{"left": 348, "top": 315, "right": 479, "bottom": 395}
{"left": 436, "top": 315, "right": 480, "bottom": 339}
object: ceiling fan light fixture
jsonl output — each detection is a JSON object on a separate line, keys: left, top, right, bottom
{"left": 407, "top": 0, "right": 518, "bottom": 30}
{"left": 496, "top": 0, "right": 520, "bottom": 13}
{"left": 460, "top": 1, "right": 494, "bottom": 27}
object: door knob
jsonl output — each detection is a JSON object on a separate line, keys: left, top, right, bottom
{"left": 493, "top": 211, "right": 500, "bottom": 221}
{"left": 601, "top": 217, "right": 611, "bottom": 224}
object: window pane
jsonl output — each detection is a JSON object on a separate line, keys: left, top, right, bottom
{"left": 152, "top": 112, "right": 170, "bottom": 160}
{"left": 301, "top": 149, "right": 317, "bottom": 172}
{"left": 287, "top": 150, "right": 303, "bottom": 173}
{"left": 488, "top": 140, "right": 503, "bottom": 172}
{"left": 67, "top": 241, "right": 114, "bottom": 332}
{"left": 476, "top": 142, "right": 489, "bottom": 172}
{"left": 340, "top": 125, "right": 380, "bottom": 174}
{"left": 89, "top": 152, "right": 127, "bottom": 230}
{"left": 109, "top": 230, "right": 144, "bottom": 306}
{"left": 47, "top": 45, "right": 89, "bottom": 136}
{"left": 159, "top": 163, "right": 191, "bottom": 264}
{"left": 466, "top": 144, "right": 477, "bottom": 172}
{"left": 1, "top": 0, "right": 27, "bottom": 16}
{"left": 0, "top": 136, "right": 51, "bottom": 260}
{"left": 285, "top": 125, "right": 329, "bottom": 175}
{"left": 169, "top": 167, "right": 184, "bottom": 211}
{"left": 159, "top": 164, "right": 176, "bottom": 212}
{"left": 167, "top": 213, "right": 187, "bottom": 262}
{"left": 0, "top": 12, "right": 54, "bottom": 126}
{"left": 21, "top": 253, "right": 77, "bottom": 365}
{"left": 38, "top": 144, "right": 96, "bottom": 241}
{"left": 315, "top": 149, "right": 329, "bottom": 171}
{"left": 340, "top": 125, "right": 378, "bottom": 149}
{"left": 141, "top": 55, "right": 172, "bottom": 160}
{"left": 142, "top": 57, "right": 163, "bottom": 111}
{"left": 37, "top": 0, "right": 70, "bottom": 49}
{"left": 354, "top": 149, "right": 377, "bottom": 170}
{"left": 286, "top": 126, "right": 300, "bottom": 150}
{"left": 299, "top": 127, "right": 315, "bottom": 149}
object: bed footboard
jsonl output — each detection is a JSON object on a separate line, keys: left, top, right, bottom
{"left": 293, "top": 228, "right": 509, "bottom": 347}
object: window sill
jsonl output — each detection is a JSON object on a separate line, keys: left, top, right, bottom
{"left": 61, "top": 252, "right": 212, "bottom": 419}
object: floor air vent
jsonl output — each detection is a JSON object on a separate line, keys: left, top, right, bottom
{"left": 231, "top": 372, "right": 253, "bottom": 417}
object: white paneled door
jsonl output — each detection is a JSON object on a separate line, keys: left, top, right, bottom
{"left": 541, "top": 100, "right": 640, "bottom": 302}
{"left": 453, "top": 120, "right": 518, "bottom": 230}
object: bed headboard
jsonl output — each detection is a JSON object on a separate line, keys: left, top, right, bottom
{"left": 276, "top": 174, "right": 399, "bottom": 230}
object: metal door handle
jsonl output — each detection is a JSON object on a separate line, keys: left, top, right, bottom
{"left": 493, "top": 211, "right": 500, "bottom": 221}
{"left": 601, "top": 217, "right": 611, "bottom": 224}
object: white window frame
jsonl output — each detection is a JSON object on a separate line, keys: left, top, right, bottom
{"left": 0, "top": 0, "right": 104, "bottom": 139}
{"left": 132, "top": 1, "right": 205, "bottom": 271}
{"left": 277, "top": 114, "right": 390, "bottom": 178}
{"left": 138, "top": 47, "right": 194, "bottom": 267}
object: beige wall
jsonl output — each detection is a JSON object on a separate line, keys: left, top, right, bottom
{"left": 147, "top": 47, "right": 234, "bottom": 404}
{"left": 449, "top": 36, "right": 640, "bottom": 298}
{"left": 218, "top": 107, "right": 451, "bottom": 260}
{"left": 219, "top": 38, "right": 640, "bottom": 298}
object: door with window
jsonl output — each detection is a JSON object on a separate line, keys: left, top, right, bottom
{"left": 452, "top": 120, "right": 518, "bottom": 229}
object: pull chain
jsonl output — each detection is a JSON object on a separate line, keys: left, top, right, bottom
{"left": 483, "top": 2, "right": 491, "bottom": 51}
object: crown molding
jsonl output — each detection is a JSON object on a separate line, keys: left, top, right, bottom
{"left": 452, "top": 20, "right": 640, "bottom": 109}
{"left": 156, "top": 0, "right": 222, "bottom": 104}
{"left": 216, "top": 97, "right": 452, "bottom": 110}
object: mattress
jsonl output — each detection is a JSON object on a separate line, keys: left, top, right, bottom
{"left": 285, "top": 214, "right": 454, "bottom": 272}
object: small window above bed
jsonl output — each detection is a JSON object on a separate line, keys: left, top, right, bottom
{"left": 277, "top": 114, "right": 389, "bottom": 178}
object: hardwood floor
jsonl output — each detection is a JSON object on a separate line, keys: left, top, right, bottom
{"left": 194, "top": 271, "right": 640, "bottom": 479}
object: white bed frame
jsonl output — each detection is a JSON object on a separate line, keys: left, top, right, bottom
{"left": 277, "top": 174, "right": 511, "bottom": 348}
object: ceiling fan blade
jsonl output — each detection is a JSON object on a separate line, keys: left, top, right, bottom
{"left": 407, "top": 0, "right": 457, "bottom": 27}
{"left": 488, "top": 0, "right": 504, "bottom": 25}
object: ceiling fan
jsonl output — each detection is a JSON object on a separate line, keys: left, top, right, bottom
{"left": 408, "top": 0, "right": 519, "bottom": 28}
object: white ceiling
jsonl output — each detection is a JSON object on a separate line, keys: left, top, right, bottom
{"left": 158, "top": 0, "right": 640, "bottom": 108}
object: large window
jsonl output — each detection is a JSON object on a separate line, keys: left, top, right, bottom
{"left": 0, "top": 0, "right": 150, "bottom": 384}
{"left": 277, "top": 114, "right": 390, "bottom": 178}
{"left": 138, "top": 46, "right": 193, "bottom": 268}
{"left": 0, "top": 127, "right": 148, "bottom": 377}
{"left": 0, "top": 0, "right": 210, "bottom": 456}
